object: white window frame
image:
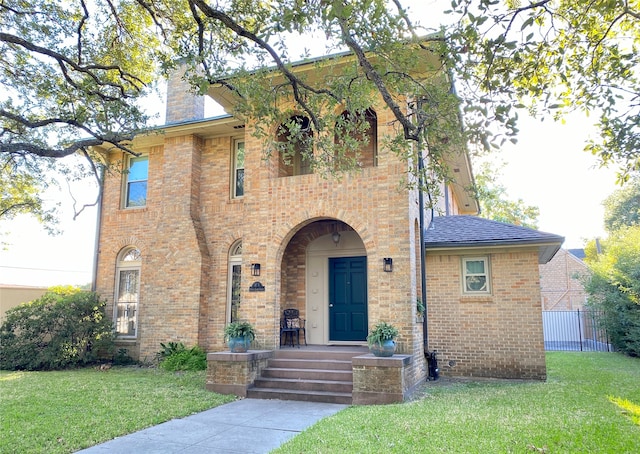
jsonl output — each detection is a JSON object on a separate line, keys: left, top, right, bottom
{"left": 462, "top": 256, "right": 491, "bottom": 294}
{"left": 123, "top": 154, "right": 148, "bottom": 208}
{"left": 227, "top": 241, "right": 242, "bottom": 323}
{"left": 114, "top": 248, "right": 141, "bottom": 338}
{"left": 232, "top": 140, "right": 245, "bottom": 198}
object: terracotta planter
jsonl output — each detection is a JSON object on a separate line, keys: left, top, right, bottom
{"left": 369, "top": 339, "right": 396, "bottom": 357}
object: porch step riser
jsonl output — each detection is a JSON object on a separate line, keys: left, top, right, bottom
{"left": 274, "top": 349, "right": 367, "bottom": 361}
{"left": 262, "top": 368, "right": 352, "bottom": 381}
{"left": 268, "top": 359, "right": 353, "bottom": 370}
{"left": 253, "top": 378, "right": 352, "bottom": 393}
{"left": 246, "top": 388, "right": 352, "bottom": 405}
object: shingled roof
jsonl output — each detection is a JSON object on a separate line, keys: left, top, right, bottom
{"left": 425, "top": 215, "right": 564, "bottom": 264}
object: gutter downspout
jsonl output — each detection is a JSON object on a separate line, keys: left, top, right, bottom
{"left": 417, "top": 132, "right": 438, "bottom": 380}
{"left": 91, "top": 167, "right": 104, "bottom": 292}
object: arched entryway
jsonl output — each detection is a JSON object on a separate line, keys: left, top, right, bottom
{"left": 280, "top": 219, "right": 368, "bottom": 345}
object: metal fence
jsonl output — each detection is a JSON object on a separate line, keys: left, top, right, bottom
{"left": 542, "top": 309, "right": 612, "bottom": 352}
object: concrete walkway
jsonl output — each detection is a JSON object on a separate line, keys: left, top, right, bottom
{"left": 77, "top": 398, "right": 347, "bottom": 453}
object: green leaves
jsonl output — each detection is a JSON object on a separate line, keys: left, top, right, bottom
{"left": 584, "top": 226, "right": 640, "bottom": 356}
{"left": 474, "top": 160, "right": 539, "bottom": 228}
{"left": 0, "top": 288, "right": 115, "bottom": 370}
{"left": 445, "top": 0, "right": 640, "bottom": 179}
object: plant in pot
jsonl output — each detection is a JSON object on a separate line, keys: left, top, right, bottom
{"left": 367, "top": 321, "right": 399, "bottom": 357}
{"left": 224, "top": 321, "right": 256, "bottom": 353}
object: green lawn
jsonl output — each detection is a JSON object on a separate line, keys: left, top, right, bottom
{"left": 0, "top": 367, "right": 235, "bottom": 453}
{"left": 1, "top": 353, "right": 638, "bottom": 454}
{"left": 274, "top": 352, "right": 640, "bottom": 453}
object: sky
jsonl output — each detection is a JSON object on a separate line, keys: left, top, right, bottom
{"left": 0, "top": 1, "right": 622, "bottom": 288}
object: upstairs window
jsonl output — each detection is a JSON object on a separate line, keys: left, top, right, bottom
{"left": 462, "top": 257, "right": 490, "bottom": 294}
{"left": 277, "top": 116, "right": 313, "bottom": 177}
{"left": 334, "top": 109, "right": 377, "bottom": 169}
{"left": 124, "top": 155, "right": 148, "bottom": 208}
{"left": 233, "top": 140, "right": 245, "bottom": 198}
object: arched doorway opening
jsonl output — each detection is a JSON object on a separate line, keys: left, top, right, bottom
{"left": 280, "top": 219, "right": 367, "bottom": 345}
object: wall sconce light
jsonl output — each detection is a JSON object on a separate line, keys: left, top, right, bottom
{"left": 332, "top": 231, "right": 341, "bottom": 246}
{"left": 383, "top": 257, "right": 393, "bottom": 272}
{"left": 251, "top": 263, "right": 261, "bottom": 277}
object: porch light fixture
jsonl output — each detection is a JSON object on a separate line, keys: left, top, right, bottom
{"left": 332, "top": 231, "right": 341, "bottom": 246}
{"left": 383, "top": 257, "right": 393, "bottom": 272}
{"left": 251, "top": 263, "right": 261, "bottom": 277}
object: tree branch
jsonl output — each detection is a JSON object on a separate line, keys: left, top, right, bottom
{"left": 189, "top": 0, "right": 342, "bottom": 131}
{"left": 0, "top": 32, "right": 146, "bottom": 97}
{"left": 336, "top": 18, "right": 418, "bottom": 141}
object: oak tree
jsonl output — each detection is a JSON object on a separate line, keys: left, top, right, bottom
{"left": 2, "top": 0, "right": 638, "bottom": 228}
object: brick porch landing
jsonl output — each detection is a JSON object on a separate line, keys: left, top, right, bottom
{"left": 207, "top": 345, "right": 415, "bottom": 405}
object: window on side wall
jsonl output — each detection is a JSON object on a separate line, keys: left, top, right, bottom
{"left": 124, "top": 155, "right": 148, "bottom": 208}
{"left": 232, "top": 140, "right": 245, "bottom": 198}
{"left": 462, "top": 257, "right": 490, "bottom": 294}
{"left": 114, "top": 247, "right": 141, "bottom": 338}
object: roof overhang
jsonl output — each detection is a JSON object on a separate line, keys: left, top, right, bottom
{"left": 426, "top": 239, "right": 563, "bottom": 264}
{"left": 207, "top": 39, "right": 444, "bottom": 113}
{"left": 92, "top": 114, "right": 244, "bottom": 153}
{"left": 442, "top": 149, "right": 478, "bottom": 214}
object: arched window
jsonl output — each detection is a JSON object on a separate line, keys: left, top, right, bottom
{"left": 228, "top": 241, "right": 242, "bottom": 323}
{"left": 114, "top": 247, "right": 141, "bottom": 338}
{"left": 334, "top": 109, "right": 377, "bottom": 168}
{"left": 277, "top": 115, "right": 313, "bottom": 177}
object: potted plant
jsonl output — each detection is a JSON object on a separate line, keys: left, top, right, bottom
{"left": 224, "top": 321, "right": 256, "bottom": 353}
{"left": 367, "top": 321, "right": 399, "bottom": 357}
{"left": 416, "top": 298, "right": 425, "bottom": 320}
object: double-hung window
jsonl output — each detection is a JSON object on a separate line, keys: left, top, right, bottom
{"left": 125, "top": 155, "right": 148, "bottom": 207}
{"left": 462, "top": 257, "right": 490, "bottom": 294}
{"left": 233, "top": 141, "right": 245, "bottom": 198}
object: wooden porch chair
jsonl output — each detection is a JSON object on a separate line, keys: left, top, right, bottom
{"left": 280, "top": 308, "right": 307, "bottom": 347}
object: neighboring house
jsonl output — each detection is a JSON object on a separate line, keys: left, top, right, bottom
{"left": 539, "top": 248, "right": 590, "bottom": 310}
{"left": 93, "top": 48, "right": 563, "bottom": 403}
{"left": 0, "top": 284, "right": 47, "bottom": 321}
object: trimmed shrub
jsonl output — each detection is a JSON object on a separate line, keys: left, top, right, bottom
{"left": 0, "top": 288, "right": 115, "bottom": 370}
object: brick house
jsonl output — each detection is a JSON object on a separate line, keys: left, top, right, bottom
{"left": 539, "top": 248, "right": 590, "bottom": 310}
{"left": 93, "top": 51, "right": 563, "bottom": 404}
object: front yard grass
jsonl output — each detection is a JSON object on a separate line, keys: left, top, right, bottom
{"left": 275, "top": 352, "right": 640, "bottom": 453}
{"left": 0, "top": 367, "right": 235, "bottom": 453}
{"left": 1, "top": 352, "right": 638, "bottom": 453}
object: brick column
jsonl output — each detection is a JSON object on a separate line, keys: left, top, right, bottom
{"left": 352, "top": 354, "right": 415, "bottom": 405}
{"left": 206, "top": 350, "right": 273, "bottom": 397}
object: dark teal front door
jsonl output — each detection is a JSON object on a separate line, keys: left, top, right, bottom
{"left": 329, "top": 256, "right": 368, "bottom": 341}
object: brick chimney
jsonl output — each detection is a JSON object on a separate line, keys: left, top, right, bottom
{"left": 165, "top": 64, "right": 205, "bottom": 124}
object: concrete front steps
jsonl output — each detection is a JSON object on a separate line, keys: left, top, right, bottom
{"left": 247, "top": 346, "right": 368, "bottom": 404}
